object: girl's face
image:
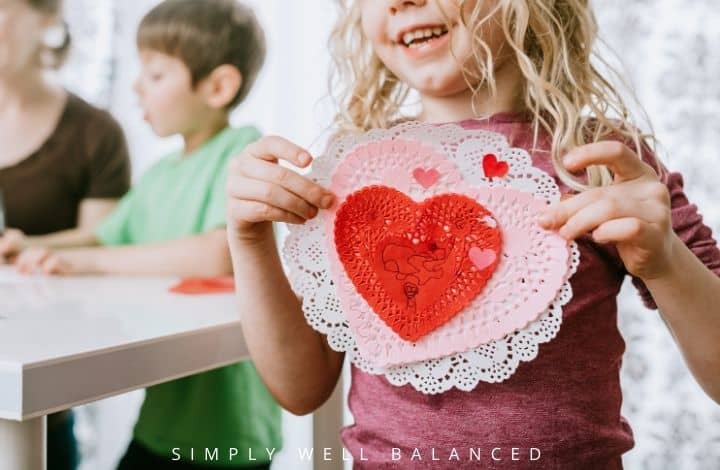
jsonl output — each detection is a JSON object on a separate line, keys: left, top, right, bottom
{"left": 0, "top": 0, "right": 51, "bottom": 76}
{"left": 360, "top": 0, "right": 504, "bottom": 97}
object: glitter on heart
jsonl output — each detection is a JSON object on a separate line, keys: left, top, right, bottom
{"left": 334, "top": 185, "right": 502, "bottom": 342}
{"left": 482, "top": 153, "right": 510, "bottom": 179}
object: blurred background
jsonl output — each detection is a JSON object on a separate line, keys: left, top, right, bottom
{"left": 44, "top": 0, "right": 720, "bottom": 468}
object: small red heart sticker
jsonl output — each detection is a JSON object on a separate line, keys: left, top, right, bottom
{"left": 482, "top": 153, "right": 509, "bottom": 179}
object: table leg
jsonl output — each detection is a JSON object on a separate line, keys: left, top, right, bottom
{"left": 0, "top": 416, "right": 46, "bottom": 470}
{"left": 313, "top": 376, "right": 344, "bottom": 470}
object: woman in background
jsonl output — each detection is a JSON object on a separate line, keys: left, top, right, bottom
{"left": 0, "top": 1, "right": 131, "bottom": 468}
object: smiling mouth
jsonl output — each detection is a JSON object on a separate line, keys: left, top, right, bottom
{"left": 400, "top": 25, "right": 450, "bottom": 49}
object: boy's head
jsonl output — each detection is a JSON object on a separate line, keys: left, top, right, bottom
{"left": 133, "top": 0, "right": 265, "bottom": 137}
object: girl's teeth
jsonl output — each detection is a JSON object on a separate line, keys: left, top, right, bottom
{"left": 402, "top": 26, "right": 449, "bottom": 46}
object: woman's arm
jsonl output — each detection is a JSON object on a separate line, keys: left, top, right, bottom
{"left": 1, "top": 198, "right": 117, "bottom": 258}
{"left": 28, "top": 198, "right": 117, "bottom": 248}
{"left": 228, "top": 223, "right": 345, "bottom": 415}
{"left": 15, "top": 228, "right": 231, "bottom": 277}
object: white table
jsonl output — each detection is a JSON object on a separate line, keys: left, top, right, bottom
{"left": 0, "top": 267, "right": 343, "bottom": 469}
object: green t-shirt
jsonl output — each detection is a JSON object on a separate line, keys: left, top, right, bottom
{"left": 96, "top": 126, "right": 282, "bottom": 466}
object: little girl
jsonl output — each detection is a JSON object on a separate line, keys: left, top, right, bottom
{"left": 225, "top": 0, "right": 720, "bottom": 468}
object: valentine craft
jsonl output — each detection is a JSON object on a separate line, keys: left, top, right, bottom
{"left": 282, "top": 122, "right": 579, "bottom": 394}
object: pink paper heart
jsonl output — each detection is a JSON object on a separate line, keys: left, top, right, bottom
{"left": 383, "top": 167, "right": 412, "bottom": 192}
{"left": 469, "top": 247, "right": 497, "bottom": 270}
{"left": 325, "top": 137, "right": 571, "bottom": 368}
{"left": 412, "top": 168, "right": 441, "bottom": 188}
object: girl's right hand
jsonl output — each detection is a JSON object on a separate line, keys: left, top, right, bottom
{"left": 226, "top": 136, "right": 336, "bottom": 243}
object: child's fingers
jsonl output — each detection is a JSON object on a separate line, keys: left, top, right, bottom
{"left": 41, "top": 255, "right": 62, "bottom": 275}
{"left": 231, "top": 179, "right": 318, "bottom": 220}
{"left": 539, "top": 188, "right": 605, "bottom": 229}
{"left": 240, "top": 158, "right": 334, "bottom": 210}
{"left": 16, "top": 248, "right": 49, "bottom": 274}
{"left": 591, "top": 217, "right": 647, "bottom": 244}
{"left": 243, "top": 135, "right": 313, "bottom": 168}
{"left": 557, "top": 199, "right": 661, "bottom": 240}
{"left": 564, "top": 141, "right": 655, "bottom": 182}
{"left": 228, "top": 200, "right": 307, "bottom": 226}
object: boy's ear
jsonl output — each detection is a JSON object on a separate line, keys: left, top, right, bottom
{"left": 199, "top": 65, "right": 243, "bottom": 109}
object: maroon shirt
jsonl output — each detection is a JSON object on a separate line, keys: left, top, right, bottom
{"left": 340, "top": 115, "right": 720, "bottom": 469}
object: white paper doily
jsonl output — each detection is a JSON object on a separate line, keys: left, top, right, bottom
{"left": 281, "top": 121, "right": 580, "bottom": 394}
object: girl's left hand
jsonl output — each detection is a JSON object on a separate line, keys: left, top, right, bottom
{"left": 15, "top": 247, "right": 75, "bottom": 275}
{"left": 538, "top": 141, "right": 679, "bottom": 281}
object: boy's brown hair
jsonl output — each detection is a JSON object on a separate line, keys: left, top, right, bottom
{"left": 137, "top": 0, "right": 265, "bottom": 108}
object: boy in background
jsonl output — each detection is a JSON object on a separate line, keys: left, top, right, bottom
{"left": 16, "top": 1, "right": 281, "bottom": 468}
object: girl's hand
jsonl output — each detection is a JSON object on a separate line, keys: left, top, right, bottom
{"left": 226, "top": 136, "right": 336, "bottom": 243}
{"left": 15, "top": 247, "right": 75, "bottom": 275}
{"left": 538, "top": 141, "right": 677, "bottom": 281}
{"left": 0, "top": 228, "right": 27, "bottom": 260}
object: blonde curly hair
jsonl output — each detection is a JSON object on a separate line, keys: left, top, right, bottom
{"left": 328, "top": 0, "right": 655, "bottom": 191}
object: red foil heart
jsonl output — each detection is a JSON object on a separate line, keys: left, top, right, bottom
{"left": 334, "top": 185, "right": 502, "bottom": 342}
{"left": 482, "top": 153, "right": 509, "bottom": 178}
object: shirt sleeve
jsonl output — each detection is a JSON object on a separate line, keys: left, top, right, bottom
{"left": 94, "top": 188, "right": 135, "bottom": 246}
{"left": 631, "top": 145, "right": 720, "bottom": 310}
{"left": 202, "top": 127, "right": 262, "bottom": 232}
{"left": 84, "top": 110, "right": 132, "bottom": 199}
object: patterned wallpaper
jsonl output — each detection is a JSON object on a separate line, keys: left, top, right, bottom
{"left": 59, "top": 0, "right": 115, "bottom": 107}
{"left": 596, "top": 1, "right": 720, "bottom": 469}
